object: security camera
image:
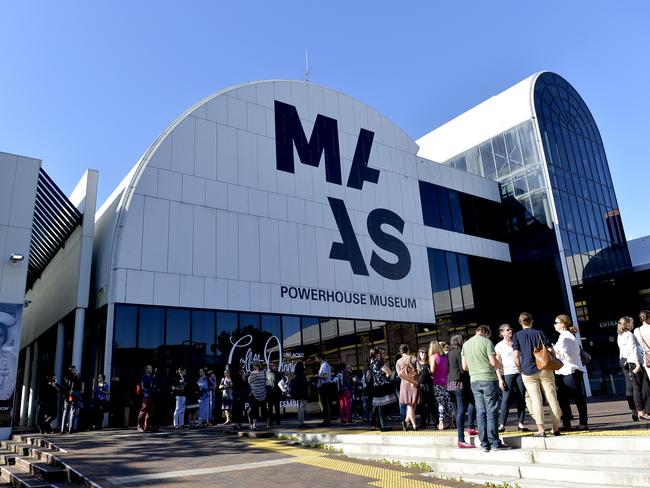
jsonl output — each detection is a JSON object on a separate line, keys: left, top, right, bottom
{"left": 9, "top": 254, "right": 24, "bottom": 264}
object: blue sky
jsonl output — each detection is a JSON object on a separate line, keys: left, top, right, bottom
{"left": 1, "top": 1, "right": 648, "bottom": 239}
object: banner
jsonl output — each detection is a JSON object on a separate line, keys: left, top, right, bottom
{"left": 0, "top": 304, "right": 22, "bottom": 430}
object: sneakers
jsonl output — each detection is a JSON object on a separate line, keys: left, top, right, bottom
{"left": 466, "top": 428, "right": 479, "bottom": 436}
{"left": 498, "top": 424, "right": 505, "bottom": 433}
{"left": 494, "top": 442, "right": 512, "bottom": 450}
{"left": 481, "top": 447, "right": 490, "bottom": 453}
{"left": 457, "top": 441, "right": 476, "bottom": 449}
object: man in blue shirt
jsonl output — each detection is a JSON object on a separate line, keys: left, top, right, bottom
{"left": 512, "top": 312, "right": 562, "bottom": 437}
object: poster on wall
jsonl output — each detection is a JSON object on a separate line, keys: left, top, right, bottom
{"left": 0, "top": 304, "right": 22, "bottom": 429}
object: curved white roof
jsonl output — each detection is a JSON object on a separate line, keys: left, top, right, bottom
{"left": 416, "top": 73, "right": 543, "bottom": 163}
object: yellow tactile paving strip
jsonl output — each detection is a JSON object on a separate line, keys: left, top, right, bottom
{"left": 247, "top": 438, "right": 451, "bottom": 488}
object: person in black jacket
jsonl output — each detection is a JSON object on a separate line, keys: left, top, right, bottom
{"left": 38, "top": 374, "right": 61, "bottom": 433}
{"left": 289, "top": 361, "right": 309, "bottom": 428}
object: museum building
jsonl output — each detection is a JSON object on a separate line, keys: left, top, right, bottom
{"left": 4, "top": 72, "right": 645, "bottom": 430}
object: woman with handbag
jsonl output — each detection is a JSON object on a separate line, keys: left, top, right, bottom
{"left": 617, "top": 316, "right": 650, "bottom": 421}
{"left": 634, "top": 310, "right": 650, "bottom": 381}
{"left": 429, "top": 340, "right": 454, "bottom": 430}
{"left": 512, "top": 312, "right": 562, "bottom": 437}
{"left": 416, "top": 347, "right": 436, "bottom": 429}
{"left": 369, "top": 347, "right": 394, "bottom": 431}
{"left": 552, "top": 315, "right": 589, "bottom": 430}
{"left": 396, "top": 344, "right": 420, "bottom": 431}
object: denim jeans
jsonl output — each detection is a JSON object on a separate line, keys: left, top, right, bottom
{"left": 499, "top": 373, "right": 526, "bottom": 426}
{"left": 454, "top": 388, "right": 476, "bottom": 443}
{"left": 471, "top": 380, "right": 501, "bottom": 449}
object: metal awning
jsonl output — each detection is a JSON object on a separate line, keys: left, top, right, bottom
{"left": 27, "top": 168, "right": 82, "bottom": 289}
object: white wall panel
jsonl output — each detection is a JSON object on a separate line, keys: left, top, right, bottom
{"left": 167, "top": 202, "right": 193, "bottom": 274}
{"left": 216, "top": 210, "right": 238, "bottom": 279}
{"left": 171, "top": 116, "right": 195, "bottom": 175}
{"left": 193, "top": 206, "right": 217, "bottom": 277}
{"left": 259, "top": 218, "right": 280, "bottom": 284}
{"left": 237, "top": 214, "right": 260, "bottom": 282}
{"left": 237, "top": 130, "right": 258, "bottom": 188}
{"left": 157, "top": 169, "right": 182, "bottom": 201}
{"left": 136, "top": 167, "right": 158, "bottom": 197}
{"left": 141, "top": 198, "right": 169, "bottom": 272}
{"left": 182, "top": 175, "right": 205, "bottom": 206}
{"left": 194, "top": 118, "right": 217, "bottom": 180}
{"left": 153, "top": 272, "right": 180, "bottom": 306}
{"left": 216, "top": 124, "right": 238, "bottom": 184}
{"left": 118, "top": 194, "right": 144, "bottom": 270}
{"left": 180, "top": 275, "right": 204, "bottom": 308}
{"left": 125, "top": 270, "right": 154, "bottom": 304}
{"left": 205, "top": 179, "right": 228, "bottom": 209}
{"left": 204, "top": 277, "right": 228, "bottom": 309}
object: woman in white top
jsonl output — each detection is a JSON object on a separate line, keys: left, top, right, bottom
{"left": 617, "top": 316, "right": 649, "bottom": 421}
{"left": 553, "top": 314, "right": 588, "bottom": 430}
{"left": 633, "top": 310, "right": 650, "bottom": 379}
{"left": 495, "top": 324, "right": 527, "bottom": 432}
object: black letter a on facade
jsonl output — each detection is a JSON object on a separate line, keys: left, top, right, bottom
{"left": 274, "top": 100, "right": 342, "bottom": 185}
{"left": 328, "top": 197, "right": 369, "bottom": 276}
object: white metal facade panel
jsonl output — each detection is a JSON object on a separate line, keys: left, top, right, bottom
{"left": 108, "top": 81, "right": 509, "bottom": 323}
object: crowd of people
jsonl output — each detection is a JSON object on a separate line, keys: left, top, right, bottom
{"left": 35, "top": 309, "right": 650, "bottom": 443}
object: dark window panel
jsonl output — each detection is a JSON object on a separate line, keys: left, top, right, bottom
{"left": 479, "top": 141, "right": 496, "bottom": 179}
{"left": 114, "top": 304, "right": 137, "bottom": 349}
{"left": 192, "top": 310, "right": 216, "bottom": 356}
{"left": 138, "top": 307, "right": 164, "bottom": 349}
{"left": 166, "top": 308, "right": 190, "bottom": 346}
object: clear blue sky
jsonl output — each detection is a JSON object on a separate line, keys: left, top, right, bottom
{"left": 1, "top": 1, "right": 648, "bottom": 239}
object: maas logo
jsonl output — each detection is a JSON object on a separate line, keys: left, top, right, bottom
{"left": 274, "top": 100, "right": 411, "bottom": 280}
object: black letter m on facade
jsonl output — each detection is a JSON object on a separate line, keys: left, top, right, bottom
{"left": 274, "top": 100, "right": 342, "bottom": 185}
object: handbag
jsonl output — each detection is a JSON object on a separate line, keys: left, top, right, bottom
{"left": 635, "top": 329, "right": 650, "bottom": 368}
{"left": 533, "top": 333, "right": 563, "bottom": 371}
{"left": 398, "top": 359, "right": 420, "bottom": 386}
{"left": 579, "top": 348, "right": 592, "bottom": 366}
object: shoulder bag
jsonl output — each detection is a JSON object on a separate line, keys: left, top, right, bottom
{"left": 398, "top": 358, "right": 420, "bottom": 386}
{"left": 534, "top": 333, "right": 563, "bottom": 371}
{"left": 634, "top": 328, "right": 650, "bottom": 368}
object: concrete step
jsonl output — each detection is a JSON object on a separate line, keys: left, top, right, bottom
{"left": 331, "top": 441, "right": 533, "bottom": 464}
{"left": 0, "top": 465, "right": 52, "bottom": 487}
{"left": 15, "top": 457, "right": 68, "bottom": 483}
{"left": 434, "top": 473, "right": 621, "bottom": 488}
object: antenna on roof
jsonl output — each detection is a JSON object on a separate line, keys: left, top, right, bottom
{"left": 304, "top": 48, "right": 310, "bottom": 82}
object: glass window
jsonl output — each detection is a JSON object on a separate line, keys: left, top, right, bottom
{"left": 282, "top": 316, "right": 301, "bottom": 349}
{"left": 455, "top": 155, "right": 467, "bottom": 172}
{"left": 479, "top": 142, "right": 496, "bottom": 179}
{"left": 138, "top": 307, "right": 164, "bottom": 349}
{"left": 446, "top": 252, "right": 463, "bottom": 312}
{"left": 216, "top": 312, "right": 237, "bottom": 357}
{"left": 114, "top": 305, "right": 137, "bottom": 349}
{"left": 526, "top": 166, "right": 544, "bottom": 192}
{"left": 493, "top": 134, "right": 510, "bottom": 178}
{"left": 465, "top": 147, "right": 481, "bottom": 175}
{"left": 301, "top": 317, "right": 320, "bottom": 347}
{"left": 505, "top": 128, "right": 524, "bottom": 171}
{"left": 513, "top": 174, "right": 528, "bottom": 197}
{"left": 261, "top": 314, "right": 281, "bottom": 340}
{"left": 457, "top": 254, "right": 474, "bottom": 309}
{"left": 436, "top": 186, "right": 452, "bottom": 231}
{"left": 192, "top": 310, "right": 215, "bottom": 355}
{"left": 448, "top": 190, "right": 463, "bottom": 233}
{"left": 239, "top": 313, "right": 259, "bottom": 332}
{"left": 530, "top": 192, "right": 549, "bottom": 225}
{"left": 518, "top": 121, "right": 539, "bottom": 165}
{"left": 320, "top": 318, "right": 338, "bottom": 341}
{"left": 166, "top": 308, "right": 189, "bottom": 346}
{"left": 428, "top": 248, "right": 451, "bottom": 315}
{"left": 418, "top": 181, "right": 441, "bottom": 228}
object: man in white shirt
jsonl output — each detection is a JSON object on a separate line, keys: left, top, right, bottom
{"left": 315, "top": 353, "right": 332, "bottom": 426}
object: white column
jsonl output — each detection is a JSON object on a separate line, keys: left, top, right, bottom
{"left": 72, "top": 308, "right": 85, "bottom": 373}
{"left": 51, "top": 323, "right": 65, "bottom": 429}
{"left": 27, "top": 341, "right": 39, "bottom": 426}
{"left": 19, "top": 346, "right": 32, "bottom": 426}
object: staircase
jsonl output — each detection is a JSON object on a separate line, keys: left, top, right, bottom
{"left": 0, "top": 435, "right": 93, "bottom": 488}
{"left": 286, "top": 431, "right": 650, "bottom": 488}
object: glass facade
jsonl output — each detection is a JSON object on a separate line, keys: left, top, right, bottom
{"left": 109, "top": 304, "right": 467, "bottom": 427}
{"left": 418, "top": 181, "right": 506, "bottom": 242}
{"left": 534, "top": 72, "right": 631, "bottom": 285}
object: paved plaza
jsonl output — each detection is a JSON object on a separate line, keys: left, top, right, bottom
{"left": 36, "top": 397, "right": 649, "bottom": 488}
